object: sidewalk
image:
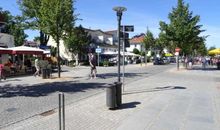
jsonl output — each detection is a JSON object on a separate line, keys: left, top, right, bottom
{"left": 2, "top": 65, "right": 220, "bottom": 130}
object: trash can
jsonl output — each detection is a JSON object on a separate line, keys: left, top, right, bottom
{"left": 106, "top": 84, "right": 117, "bottom": 109}
{"left": 42, "top": 69, "right": 47, "bottom": 79}
{"left": 115, "top": 82, "right": 122, "bottom": 107}
{"left": 217, "top": 62, "right": 220, "bottom": 70}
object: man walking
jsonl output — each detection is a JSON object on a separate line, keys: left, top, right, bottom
{"left": 34, "top": 58, "right": 40, "bottom": 76}
{"left": 0, "top": 64, "right": 6, "bottom": 81}
{"left": 89, "top": 52, "right": 97, "bottom": 79}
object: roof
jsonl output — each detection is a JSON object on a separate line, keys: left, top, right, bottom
{"left": 130, "top": 34, "right": 145, "bottom": 44}
{"left": 105, "top": 30, "right": 117, "bottom": 35}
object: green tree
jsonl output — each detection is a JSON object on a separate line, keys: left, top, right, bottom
{"left": 133, "top": 48, "right": 140, "bottom": 55}
{"left": 18, "top": 0, "right": 50, "bottom": 46}
{"left": 143, "top": 29, "right": 155, "bottom": 51}
{"left": 0, "top": 8, "right": 27, "bottom": 46}
{"left": 159, "top": 0, "right": 207, "bottom": 56}
{"left": 36, "top": 0, "right": 77, "bottom": 78}
{"left": 64, "top": 25, "right": 92, "bottom": 65}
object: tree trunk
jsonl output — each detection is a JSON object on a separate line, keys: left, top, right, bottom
{"left": 56, "top": 36, "right": 61, "bottom": 78}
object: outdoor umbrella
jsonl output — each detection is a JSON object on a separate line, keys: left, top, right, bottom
{"left": 10, "top": 46, "right": 44, "bottom": 55}
{"left": 0, "top": 47, "right": 13, "bottom": 54}
{"left": 165, "top": 53, "right": 173, "bottom": 57}
{"left": 208, "top": 48, "right": 220, "bottom": 55}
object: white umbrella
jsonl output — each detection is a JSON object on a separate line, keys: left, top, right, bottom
{"left": 10, "top": 46, "right": 44, "bottom": 55}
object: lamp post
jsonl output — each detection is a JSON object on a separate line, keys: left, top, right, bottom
{"left": 113, "top": 6, "right": 127, "bottom": 82}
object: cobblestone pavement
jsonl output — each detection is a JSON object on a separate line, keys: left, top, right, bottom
{"left": 1, "top": 64, "right": 220, "bottom": 130}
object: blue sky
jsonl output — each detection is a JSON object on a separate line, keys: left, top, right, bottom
{"left": 1, "top": 0, "right": 220, "bottom": 48}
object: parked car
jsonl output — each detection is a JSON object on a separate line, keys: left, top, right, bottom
{"left": 153, "top": 58, "right": 164, "bottom": 65}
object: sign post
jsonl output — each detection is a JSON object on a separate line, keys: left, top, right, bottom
{"left": 95, "top": 46, "right": 102, "bottom": 67}
{"left": 175, "top": 47, "right": 181, "bottom": 70}
{"left": 120, "top": 25, "right": 134, "bottom": 92}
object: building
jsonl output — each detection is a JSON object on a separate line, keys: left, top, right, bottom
{"left": 126, "top": 33, "right": 145, "bottom": 53}
{"left": 47, "top": 28, "right": 118, "bottom": 62}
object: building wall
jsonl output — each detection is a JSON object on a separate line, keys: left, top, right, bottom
{"left": 0, "top": 33, "right": 14, "bottom": 48}
{"left": 0, "top": 33, "right": 15, "bottom": 64}
{"left": 47, "top": 37, "right": 73, "bottom": 61}
{"left": 126, "top": 43, "right": 144, "bottom": 52}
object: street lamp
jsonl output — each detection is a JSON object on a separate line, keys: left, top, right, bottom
{"left": 113, "top": 6, "right": 127, "bottom": 82}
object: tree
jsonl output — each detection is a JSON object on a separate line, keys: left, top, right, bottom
{"left": 18, "top": 0, "right": 50, "bottom": 46}
{"left": 64, "top": 25, "right": 92, "bottom": 65}
{"left": 133, "top": 48, "right": 140, "bottom": 55}
{"left": 159, "top": 0, "right": 207, "bottom": 56}
{"left": 0, "top": 8, "right": 27, "bottom": 46}
{"left": 143, "top": 29, "right": 155, "bottom": 51}
{"left": 37, "top": 0, "right": 77, "bottom": 78}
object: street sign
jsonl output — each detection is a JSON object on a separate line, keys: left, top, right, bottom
{"left": 124, "top": 25, "right": 134, "bottom": 32}
{"left": 95, "top": 48, "right": 102, "bottom": 53}
{"left": 175, "top": 47, "right": 181, "bottom": 52}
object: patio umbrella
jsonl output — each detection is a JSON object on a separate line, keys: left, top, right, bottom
{"left": 165, "top": 53, "right": 173, "bottom": 57}
{"left": 0, "top": 47, "right": 13, "bottom": 54}
{"left": 10, "top": 46, "right": 44, "bottom": 55}
{"left": 208, "top": 48, "right": 220, "bottom": 55}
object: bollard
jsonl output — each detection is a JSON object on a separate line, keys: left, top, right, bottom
{"left": 59, "top": 93, "right": 65, "bottom": 130}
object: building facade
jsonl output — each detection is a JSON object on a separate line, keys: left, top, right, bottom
{"left": 126, "top": 34, "right": 145, "bottom": 53}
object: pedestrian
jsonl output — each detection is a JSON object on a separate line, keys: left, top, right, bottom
{"left": 89, "top": 52, "right": 97, "bottom": 79}
{"left": 0, "top": 64, "right": 6, "bottom": 81}
{"left": 34, "top": 58, "right": 40, "bottom": 76}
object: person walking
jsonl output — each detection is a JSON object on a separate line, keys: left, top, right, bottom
{"left": 34, "top": 58, "right": 40, "bottom": 76}
{"left": 0, "top": 64, "right": 6, "bottom": 81}
{"left": 89, "top": 52, "right": 97, "bottom": 79}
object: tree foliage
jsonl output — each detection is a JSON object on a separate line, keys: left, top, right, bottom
{"left": 143, "top": 29, "right": 155, "bottom": 51}
{"left": 133, "top": 48, "right": 140, "bottom": 55}
{"left": 0, "top": 8, "right": 27, "bottom": 46}
{"left": 158, "top": 0, "right": 207, "bottom": 56}
{"left": 18, "top": 0, "right": 49, "bottom": 45}
{"left": 33, "top": 0, "right": 77, "bottom": 77}
{"left": 64, "top": 25, "right": 91, "bottom": 64}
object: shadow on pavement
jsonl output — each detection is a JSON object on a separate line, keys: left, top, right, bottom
{"left": 97, "top": 72, "right": 148, "bottom": 79}
{"left": 0, "top": 81, "right": 106, "bottom": 98}
{"left": 190, "top": 66, "right": 219, "bottom": 71}
{"left": 119, "top": 101, "right": 141, "bottom": 109}
{"left": 123, "top": 86, "right": 186, "bottom": 95}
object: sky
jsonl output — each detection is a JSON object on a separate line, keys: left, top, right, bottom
{"left": 1, "top": 0, "right": 220, "bottom": 48}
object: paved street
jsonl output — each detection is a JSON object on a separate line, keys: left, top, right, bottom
{"left": 0, "top": 63, "right": 172, "bottom": 128}
{"left": 0, "top": 63, "right": 220, "bottom": 130}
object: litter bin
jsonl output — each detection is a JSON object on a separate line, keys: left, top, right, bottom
{"left": 42, "top": 69, "right": 47, "bottom": 79}
{"left": 106, "top": 84, "right": 117, "bottom": 109}
{"left": 115, "top": 82, "right": 122, "bottom": 107}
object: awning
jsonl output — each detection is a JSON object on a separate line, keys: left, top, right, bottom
{"left": 10, "top": 46, "right": 44, "bottom": 55}
{"left": 0, "top": 47, "right": 13, "bottom": 54}
{"left": 208, "top": 48, "right": 220, "bottom": 55}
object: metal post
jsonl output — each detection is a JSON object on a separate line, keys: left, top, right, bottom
{"left": 58, "top": 93, "right": 65, "bottom": 130}
{"left": 62, "top": 93, "right": 65, "bottom": 130}
{"left": 117, "top": 13, "right": 121, "bottom": 82}
{"left": 59, "top": 93, "right": 62, "bottom": 130}
{"left": 177, "top": 55, "right": 179, "bottom": 70}
{"left": 98, "top": 53, "right": 99, "bottom": 67}
{"left": 122, "top": 33, "right": 125, "bottom": 92}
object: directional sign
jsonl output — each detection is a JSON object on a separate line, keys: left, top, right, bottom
{"left": 124, "top": 25, "right": 134, "bottom": 32}
{"left": 95, "top": 48, "right": 102, "bottom": 53}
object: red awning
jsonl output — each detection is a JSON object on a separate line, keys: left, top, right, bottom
{"left": 0, "top": 47, "right": 13, "bottom": 54}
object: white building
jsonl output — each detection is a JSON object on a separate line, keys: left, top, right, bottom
{"left": 47, "top": 28, "right": 118, "bottom": 62}
{"left": 126, "top": 34, "right": 145, "bottom": 53}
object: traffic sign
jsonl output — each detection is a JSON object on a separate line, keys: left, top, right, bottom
{"left": 124, "top": 25, "right": 134, "bottom": 32}
{"left": 95, "top": 48, "right": 102, "bottom": 53}
{"left": 175, "top": 47, "right": 181, "bottom": 52}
